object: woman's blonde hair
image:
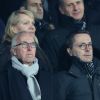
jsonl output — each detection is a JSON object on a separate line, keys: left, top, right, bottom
{"left": 3, "top": 9, "right": 34, "bottom": 42}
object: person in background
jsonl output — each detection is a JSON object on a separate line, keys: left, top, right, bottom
{"left": 0, "top": 31, "right": 53, "bottom": 100}
{"left": 57, "top": 0, "right": 85, "bottom": 28}
{"left": 54, "top": 30, "right": 100, "bottom": 100}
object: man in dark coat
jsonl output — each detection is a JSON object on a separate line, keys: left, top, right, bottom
{"left": 0, "top": 31, "right": 53, "bottom": 100}
{"left": 54, "top": 30, "right": 100, "bottom": 100}
{"left": 41, "top": 0, "right": 86, "bottom": 71}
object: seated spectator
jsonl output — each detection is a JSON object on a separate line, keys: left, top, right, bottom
{"left": 54, "top": 30, "right": 100, "bottom": 100}
{"left": 0, "top": 31, "right": 53, "bottom": 100}
{"left": 42, "top": 0, "right": 59, "bottom": 27}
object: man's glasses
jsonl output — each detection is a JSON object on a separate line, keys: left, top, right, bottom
{"left": 15, "top": 42, "right": 37, "bottom": 48}
{"left": 74, "top": 42, "right": 92, "bottom": 50}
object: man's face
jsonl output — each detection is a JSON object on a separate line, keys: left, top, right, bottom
{"left": 59, "top": 0, "right": 84, "bottom": 20}
{"left": 26, "top": 0, "right": 44, "bottom": 20}
{"left": 68, "top": 34, "right": 93, "bottom": 62}
{"left": 13, "top": 33, "right": 36, "bottom": 65}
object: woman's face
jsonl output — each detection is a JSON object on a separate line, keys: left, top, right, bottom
{"left": 13, "top": 13, "right": 36, "bottom": 33}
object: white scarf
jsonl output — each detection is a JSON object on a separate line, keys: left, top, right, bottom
{"left": 12, "top": 56, "right": 41, "bottom": 100}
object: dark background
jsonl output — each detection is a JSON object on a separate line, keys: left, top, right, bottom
{"left": 0, "top": 0, "right": 24, "bottom": 24}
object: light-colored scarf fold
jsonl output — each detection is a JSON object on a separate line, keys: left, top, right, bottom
{"left": 12, "top": 56, "right": 41, "bottom": 100}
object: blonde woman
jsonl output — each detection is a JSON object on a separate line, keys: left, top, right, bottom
{"left": 3, "top": 9, "right": 36, "bottom": 42}
{"left": 0, "top": 9, "right": 38, "bottom": 70}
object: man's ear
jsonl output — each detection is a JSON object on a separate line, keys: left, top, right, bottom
{"left": 67, "top": 48, "right": 72, "bottom": 56}
{"left": 10, "top": 48, "right": 16, "bottom": 56}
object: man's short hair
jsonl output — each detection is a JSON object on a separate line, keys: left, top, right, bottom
{"left": 65, "top": 30, "right": 91, "bottom": 49}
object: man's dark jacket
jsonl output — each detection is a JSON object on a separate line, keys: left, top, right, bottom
{"left": 54, "top": 58, "right": 100, "bottom": 100}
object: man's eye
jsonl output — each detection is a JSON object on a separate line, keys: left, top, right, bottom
{"left": 79, "top": 44, "right": 84, "bottom": 47}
